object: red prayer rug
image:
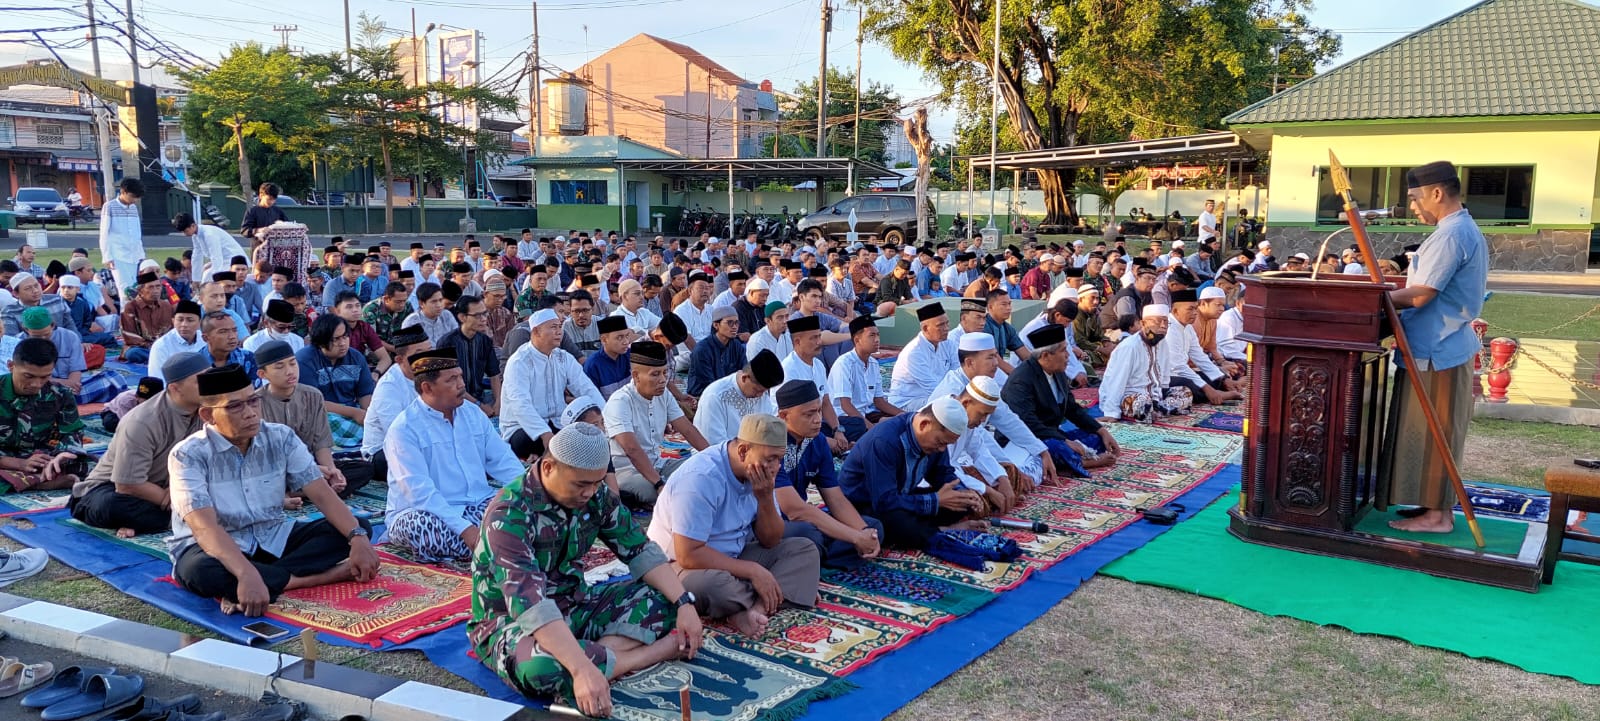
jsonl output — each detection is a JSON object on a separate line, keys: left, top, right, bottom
{"left": 713, "top": 604, "right": 920, "bottom": 676}
{"left": 265, "top": 551, "right": 472, "bottom": 647}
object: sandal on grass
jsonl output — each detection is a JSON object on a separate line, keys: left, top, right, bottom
{"left": 0, "top": 660, "right": 56, "bottom": 698}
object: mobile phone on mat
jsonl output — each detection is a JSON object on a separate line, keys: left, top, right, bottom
{"left": 243, "top": 621, "right": 291, "bottom": 642}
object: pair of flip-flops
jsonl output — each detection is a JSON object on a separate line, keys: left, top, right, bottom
{"left": 18, "top": 665, "right": 145, "bottom": 721}
{"left": 0, "top": 657, "right": 55, "bottom": 697}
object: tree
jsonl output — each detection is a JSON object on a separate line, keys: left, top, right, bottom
{"left": 1074, "top": 168, "right": 1147, "bottom": 227}
{"left": 305, "top": 13, "right": 517, "bottom": 232}
{"left": 861, "top": 0, "right": 1338, "bottom": 226}
{"left": 769, "top": 67, "right": 901, "bottom": 165}
{"left": 176, "top": 44, "right": 322, "bottom": 195}
{"left": 903, "top": 107, "right": 935, "bottom": 242}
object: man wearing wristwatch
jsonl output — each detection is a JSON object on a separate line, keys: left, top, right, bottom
{"left": 167, "top": 364, "right": 380, "bottom": 617}
{"left": 471, "top": 424, "right": 704, "bottom": 719}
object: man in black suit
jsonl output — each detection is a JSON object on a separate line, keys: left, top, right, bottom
{"left": 1000, "top": 324, "right": 1121, "bottom": 477}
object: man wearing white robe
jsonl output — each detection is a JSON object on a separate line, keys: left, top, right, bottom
{"left": 500, "top": 309, "right": 604, "bottom": 451}
{"left": 1214, "top": 288, "right": 1247, "bottom": 363}
{"left": 940, "top": 376, "right": 1018, "bottom": 513}
{"left": 1161, "top": 290, "right": 1243, "bottom": 406}
{"left": 692, "top": 350, "right": 785, "bottom": 445}
{"left": 930, "top": 333, "right": 1054, "bottom": 488}
{"left": 1098, "top": 305, "right": 1175, "bottom": 421}
{"left": 180, "top": 214, "right": 246, "bottom": 283}
{"left": 99, "top": 179, "right": 147, "bottom": 297}
{"left": 888, "top": 304, "right": 957, "bottom": 412}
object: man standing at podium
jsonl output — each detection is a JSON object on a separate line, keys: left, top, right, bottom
{"left": 1383, "top": 161, "right": 1488, "bottom": 533}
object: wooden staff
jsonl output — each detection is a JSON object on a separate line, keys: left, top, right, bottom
{"left": 680, "top": 682, "right": 692, "bottom": 721}
{"left": 1327, "top": 151, "right": 1485, "bottom": 548}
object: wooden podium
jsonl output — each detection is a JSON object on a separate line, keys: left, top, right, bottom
{"left": 1226, "top": 273, "right": 1546, "bottom": 592}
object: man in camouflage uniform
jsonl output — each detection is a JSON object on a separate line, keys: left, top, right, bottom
{"left": 469, "top": 423, "right": 704, "bottom": 718}
{"left": 0, "top": 338, "right": 86, "bottom": 492}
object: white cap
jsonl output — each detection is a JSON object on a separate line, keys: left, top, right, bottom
{"left": 1257, "top": 240, "right": 1272, "bottom": 250}
{"left": 559, "top": 396, "right": 603, "bottom": 430}
{"left": 1042, "top": 254, "right": 1058, "bottom": 264}
{"left": 1292, "top": 252, "right": 1311, "bottom": 261}
{"left": 746, "top": 278, "right": 770, "bottom": 292}
{"left": 957, "top": 332, "right": 996, "bottom": 352}
{"left": 929, "top": 395, "right": 968, "bottom": 434}
{"left": 139, "top": 259, "right": 160, "bottom": 271}
{"left": 965, "top": 375, "right": 1001, "bottom": 408}
{"left": 1057, "top": 286, "right": 1080, "bottom": 301}
{"left": 902, "top": 247, "right": 915, "bottom": 257}
{"left": 57, "top": 274, "right": 81, "bottom": 288}
{"left": 529, "top": 309, "right": 560, "bottom": 328}
{"left": 1172, "top": 240, "right": 1186, "bottom": 249}
{"left": 708, "top": 237, "right": 719, "bottom": 244}
{"left": 9, "top": 273, "right": 36, "bottom": 290}
{"left": 1200, "top": 287, "right": 1227, "bottom": 301}
{"left": 1072, "top": 239, "right": 1085, "bottom": 246}
{"left": 1142, "top": 303, "right": 1171, "bottom": 319}
{"left": 1078, "top": 286, "right": 1100, "bottom": 297}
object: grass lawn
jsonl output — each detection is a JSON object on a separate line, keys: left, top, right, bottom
{"left": 1478, "top": 293, "right": 1600, "bottom": 342}
{"left": 1, "top": 417, "right": 1594, "bottom": 716}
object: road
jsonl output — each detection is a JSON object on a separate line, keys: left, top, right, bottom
{"left": 0, "top": 636, "right": 260, "bottom": 718}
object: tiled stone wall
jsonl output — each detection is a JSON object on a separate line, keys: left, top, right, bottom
{"left": 1263, "top": 227, "right": 1592, "bottom": 272}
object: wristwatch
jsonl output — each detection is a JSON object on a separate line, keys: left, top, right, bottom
{"left": 347, "top": 527, "right": 370, "bottom": 541}
{"left": 675, "top": 591, "right": 696, "bottom": 608}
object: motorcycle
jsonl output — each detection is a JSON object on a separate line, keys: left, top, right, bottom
{"left": 948, "top": 214, "right": 970, "bottom": 240}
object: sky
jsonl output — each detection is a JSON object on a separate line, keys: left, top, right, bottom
{"left": 0, "top": 0, "right": 1498, "bottom": 145}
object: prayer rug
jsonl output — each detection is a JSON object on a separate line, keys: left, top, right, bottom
{"left": 870, "top": 549, "right": 1037, "bottom": 592}
{"left": 373, "top": 543, "right": 471, "bottom": 574}
{"left": 713, "top": 605, "right": 919, "bottom": 677}
{"left": 1103, "top": 423, "right": 1245, "bottom": 469}
{"left": 817, "top": 586, "right": 958, "bottom": 632}
{"left": 0, "top": 490, "right": 70, "bottom": 514}
{"left": 1156, "top": 408, "right": 1245, "bottom": 434}
{"left": 1073, "top": 386, "right": 1098, "bottom": 407}
{"left": 1460, "top": 483, "right": 1549, "bottom": 523}
{"left": 263, "top": 551, "right": 471, "bottom": 647}
{"left": 61, "top": 518, "right": 170, "bottom": 559}
{"left": 602, "top": 633, "right": 855, "bottom": 721}
{"left": 820, "top": 563, "right": 995, "bottom": 616}
{"left": 1102, "top": 488, "right": 1600, "bottom": 686}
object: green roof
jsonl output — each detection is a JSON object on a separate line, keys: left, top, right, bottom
{"left": 1226, "top": 0, "right": 1600, "bottom": 125}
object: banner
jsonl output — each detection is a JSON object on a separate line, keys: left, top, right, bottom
{"left": 438, "top": 30, "right": 481, "bottom": 133}
{"left": 391, "top": 37, "right": 427, "bottom": 89}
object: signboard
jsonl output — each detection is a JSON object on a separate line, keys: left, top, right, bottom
{"left": 438, "top": 30, "right": 481, "bottom": 133}
{"left": 391, "top": 37, "right": 427, "bottom": 88}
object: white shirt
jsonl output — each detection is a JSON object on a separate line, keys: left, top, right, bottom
{"left": 1098, "top": 333, "right": 1164, "bottom": 421}
{"left": 1197, "top": 211, "right": 1219, "bottom": 242}
{"left": 361, "top": 366, "right": 418, "bottom": 458}
{"left": 746, "top": 327, "right": 792, "bottom": 362}
{"left": 518, "top": 240, "right": 540, "bottom": 262}
{"left": 888, "top": 332, "right": 958, "bottom": 411}
{"left": 827, "top": 351, "right": 884, "bottom": 418}
{"left": 769, "top": 278, "right": 797, "bottom": 306}
{"left": 604, "top": 381, "right": 685, "bottom": 471}
{"left": 939, "top": 265, "right": 963, "bottom": 294}
{"left": 711, "top": 289, "right": 740, "bottom": 310}
{"left": 1216, "top": 307, "right": 1247, "bottom": 360}
{"left": 1163, "top": 316, "right": 1224, "bottom": 384}
{"left": 402, "top": 310, "right": 459, "bottom": 346}
{"left": 147, "top": 329, "right": 206, "bottom": 383}
{"left": 676, "top": 300, "right": 715, "bottom": 344}
{"left": 779, "top": 352, "right": 828, "bottom": 402}
{"left": 610, "top": 305, "right": 660, "bottom": 336}
{"left": 693, "top": 373, "right": 777, "bottom": 445}
{"left": 384, "top": 399, "right": 524, "bottom": 534}
{"left": 500, "top": 343, "right": 602, "bottom": 442}
{"left": 98, "top": 197, "right": 144, "bottom": 264}
{"left": 242, "top": 328, "right": 305, "bottom": 355}
{"left": 190, "top": 225, "right": 247, "bottom": 283}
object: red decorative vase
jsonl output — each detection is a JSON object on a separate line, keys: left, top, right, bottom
{"left": 1486, "top": 337, "right": 1517, "bottom": 403}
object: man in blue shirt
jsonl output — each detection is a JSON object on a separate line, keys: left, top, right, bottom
{"left": 982, "top": 289, "right": 1029, "bottom": 375}
{"left": 772, "top": 380, "right": 882, "bottom": 569}
{"left": 686, "top": 306, "right": 744, "bottom": 396}
{"left": 583, "top": 315, "right": 633, "bottom": 399}
{"left": 837, "top": 396, "right": 985, "bottom": 549}
{"left": 1383, "top": 161, "right": 1488, "bottom": 534}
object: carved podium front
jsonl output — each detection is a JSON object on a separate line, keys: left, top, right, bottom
{"left": 1226, "top": 273, "right": 1546, "bottom": 592}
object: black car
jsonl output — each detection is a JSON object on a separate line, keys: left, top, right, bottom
{"left": 797, "top": 193, "right": 936, "bottom": 245}
{"left": 9, "top": 187, "right": 70, "bottom": 225}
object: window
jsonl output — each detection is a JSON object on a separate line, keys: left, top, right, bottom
{"left": 828, "top": 197, "right": 860, "bottom": 214}
{"left": 1315, "top": 164, "right": 1535, "bottom": 225}
{"left": 857, "top": 196, "right": 889, "bottom": 213}
{"left": 888, "top": 196, "right": 914, "bottom": 211}
{"left": 0, "top": 117, "right": 12, "bottom": 146}
{"left": 549, "top": 179, "right": 606, "bottom": 205}
{"left": 34, "top": 123, "right": 65, "bottom": 147}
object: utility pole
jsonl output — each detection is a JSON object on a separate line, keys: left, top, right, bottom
{"left": 343, "top": 0, "right": 352, "bottom": 67}
{"left": 86, "top": 0, "right": 115, "bottom": 208}
{"left": 984, "top": 0, "right": 1001, "bottom": 233}
{"left": 125, "top": 0, "right": 139, "bottom": 84}
{"left": 704, "top": 76, "right": 712, "bottom": 157}
{"left": 853, "top": 6, "right": 862, "bottom": 161}
{"left": 273, "top": 24, "right": 298, "bottom": 50}
{"left": 530, "top": 1, "right": 541, "bottom": 213}
{"left": 816, "top": 0, "right": 830, "bottom": 158}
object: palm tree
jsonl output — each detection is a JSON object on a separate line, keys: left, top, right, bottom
{"left": 1074, "top": 169, "right": 1147, "bottom": 228}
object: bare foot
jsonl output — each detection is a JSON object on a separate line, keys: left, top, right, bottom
{"left": 1388, "top": 509, "right": 1454, "bottom": 533}
{"left": 219, "top": 599, "right": 241, "bottom": 615}
{"left": 1082, "top": 452, "right": 1116, "bottom": 469}
{"left": 115, "top": 527, "right": 136, "bottom": 539}
{"left": 731, "top": 607, "right": 770, "bottom": 637}
{"left": 941, "top": 519, "right": 989, "bottom": 532}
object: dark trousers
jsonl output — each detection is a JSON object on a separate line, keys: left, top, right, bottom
{"left": 172, "top": 517, "right": 371, "bottom": 602}
{"left": 369, "top": 450, "right": 389, "bottom": 485}
{"left": 67, "top": 483, "right": 169, "bottom": 535}
{"left": 837, "top": 412, "right": 886, "bottom": 444}
{"left": 782, "top": 515, "right": 885, "bottom": 569}
{"left": 333, "top": 457, "right": 374, "bottom": 498}
{"left": 862, "top": 499, "right": 969, "bottom": 551}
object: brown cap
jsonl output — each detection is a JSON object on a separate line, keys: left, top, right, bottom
{"left": 737, "top": 414, "right": 786, "bottom": 448}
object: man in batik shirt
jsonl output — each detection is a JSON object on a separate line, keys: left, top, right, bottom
{"left": 469, "top": 423, "right": 704, "bottom": 718}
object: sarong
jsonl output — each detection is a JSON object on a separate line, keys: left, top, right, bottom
{"left": 1380, "top": 362, "right": 1472, "bottom": 509}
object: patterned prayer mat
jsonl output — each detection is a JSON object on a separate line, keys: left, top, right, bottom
{"left": 372, "top": 542, "right": 471, "bottom": 575}
{"left": 820, "top": 563, "right": 995, "bottom": 616}
{"left": 713, "top": 605, "right": 919, "bottom": 677}
{"left": 1461, "top": 484, "right": 1549, "bottom": 523}
{"left": 602, "top": 633, "right": 855, "bottom": 721}
{"left": 1155, "top": 407, "right": 1246, "bottom": 434}
{"left": 265, "top": 551, "right": 471, "bottom": 647}
{"left": 0, "top": 490, "right": 70, "bottom": 515}
{"left": 62, "top": 518, "right": 170, "bottom": 559}
{"left": 870, "top": 549, "right": 1037, "bottom": 592}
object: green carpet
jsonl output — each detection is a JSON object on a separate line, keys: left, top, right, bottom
{"left": 1102, "top": 490, "right": 1600, "bottom": 685}
{"left": 1354, "top": 506, "right": 1532, "bottom": 555}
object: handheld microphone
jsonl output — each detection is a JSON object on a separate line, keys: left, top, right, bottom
{"left": 991, "top": 518, "right": 1051, "bottom": 534}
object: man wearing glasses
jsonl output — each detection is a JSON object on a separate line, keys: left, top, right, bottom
{"left": 439, "top": 295, "right": 502, "bottom": 418}
{"left": 295, "top": 315, "right": 376, "bottom": 450}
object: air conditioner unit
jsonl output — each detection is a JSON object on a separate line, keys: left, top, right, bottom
{"left": 160, "top": 143, "right": 186, "bottom": 166}
{"left": 670, "top": 179, "right": 687, "bottom": 193}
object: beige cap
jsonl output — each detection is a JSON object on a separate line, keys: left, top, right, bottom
{"left": 737, "top": 414, "right": 787, "bottom": 447}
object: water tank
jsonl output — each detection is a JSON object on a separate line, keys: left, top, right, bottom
{"left": 544, "top": 78, "right": 587, "bottom": 136}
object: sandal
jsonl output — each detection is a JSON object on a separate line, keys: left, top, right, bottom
{"left": 19, "top": 664, "right": 115, "bottom": 708}
{"left": 0, "top": 660, "right": 56, "bottom": 698}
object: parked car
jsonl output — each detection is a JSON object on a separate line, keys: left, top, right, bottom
{"left": 8, "top": 187, "right": 70, "bottom": 226}
{"left": 797, "top": 193, "right": 936, "bottom": 245}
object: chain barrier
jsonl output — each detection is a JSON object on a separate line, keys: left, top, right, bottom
{"left": 1513, "top": 345, "right": 1600, "bottom": 393}
{"left": 1482, "top": 304, "right": 1600, "bottom": 337}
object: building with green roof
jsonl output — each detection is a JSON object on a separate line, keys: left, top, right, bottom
{"left": 1226, "top": 0, "right": 1600, "bottom": 271}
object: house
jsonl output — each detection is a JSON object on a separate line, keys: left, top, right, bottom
{"left": 1226, "top": 0, "right": 1600, "bottom": 271}
{"left": 571, "top": 34, "right": 778, "bottom": 159}
{"left": 0, "top": 87, "right": 109, "bottom": 205}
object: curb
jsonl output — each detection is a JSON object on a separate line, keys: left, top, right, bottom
{"left": 0, "top": 593, "right": 548, "bottom": 721}
{"left": 1474, "top": 401, "right": 1600, "bottom": 426}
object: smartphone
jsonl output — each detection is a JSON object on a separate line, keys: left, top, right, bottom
{"left": 1577, "top": 459, "right": 1600, "bottom": 470}
{"left": 242, "top": 621, "right": 291, "bottom": 642}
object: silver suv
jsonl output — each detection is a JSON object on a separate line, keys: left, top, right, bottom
{"left": 9, "top": 187, "right": 70, "bottom": 225}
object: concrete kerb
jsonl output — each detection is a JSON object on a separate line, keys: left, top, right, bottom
{"left": 1474, "top": 401, "right": 1600, "bottom": 426}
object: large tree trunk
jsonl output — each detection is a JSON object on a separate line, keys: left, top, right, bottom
{"left": 903, "top": 109, "right": 935, "bottom": 242}
{"left": 232, "top": 121, "right": 252, "bottom": 195}
{"left": 380, "top": 136, "right": 394, "bottom": 234}
{"left": 1036, "top": 168, "right": 1078, "bottom": 228}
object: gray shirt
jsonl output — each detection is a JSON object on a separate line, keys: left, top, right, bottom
{"left": 74, "top": 391, "right": 201, "bottom": 498}
{"left": 256, "top": 384, "right": 333, "bottom": 453}
{"left": 166, "top": 422, "right": 321, "bottom": 559}
{"left": 560, "top": 317, "right": 601, "bottom": 363}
